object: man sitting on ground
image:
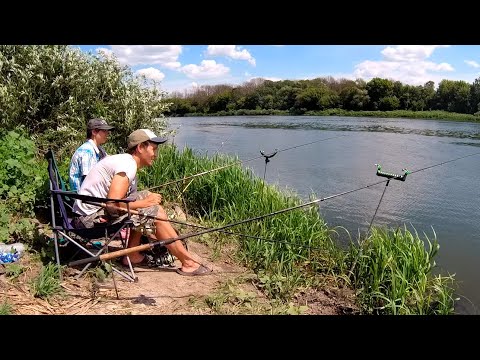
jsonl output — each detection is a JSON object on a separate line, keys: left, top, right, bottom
{"left": 72, "top": 129, "right": 212, "bottom": 276}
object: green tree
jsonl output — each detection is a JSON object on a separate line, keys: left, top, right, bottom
{"left": 435, "top": 80, "right": 470, "bottom": 113}
{"left": 469, "top": 77, "right": 480, "bottom": 114}
{"left": 366, "top": 78, "right": 395, "bottom": 110}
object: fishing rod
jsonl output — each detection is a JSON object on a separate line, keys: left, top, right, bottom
{"left": 69, "top": 150, "right": 480, "bottom": 267}
{"left": 146, "top": 134, "right": 347, "bottom": 191}
{"left": 68, "top": 177, "right": 393, "bottom": 267}
{"left": 97, "top": 204, "right": 325, "bottom": 251}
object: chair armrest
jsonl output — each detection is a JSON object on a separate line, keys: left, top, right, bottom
{"left": 51, "top": 189, "right": 135, "bottom": 204}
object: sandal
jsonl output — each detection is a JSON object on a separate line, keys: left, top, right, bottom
{"left": 176, "top": 264, "right": 212, "bottom": 276}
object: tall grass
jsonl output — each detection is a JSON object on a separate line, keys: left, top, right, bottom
{"left": 349, "top": 226, "right": 456, "bottom": 314}
{"left": 141, "top": 145, "right": 342, "bottom": 299}
{"left": 139, "top": 145, "right": 457, "bottom": 313}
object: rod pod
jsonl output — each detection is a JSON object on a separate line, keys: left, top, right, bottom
{"left": 375, "top": 164, "right": 410, "bottom": 182}
{"left": 260, "top": 149, "right": 278, "bottom": 181}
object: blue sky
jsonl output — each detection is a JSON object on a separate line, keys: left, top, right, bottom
{"left": 75, "top": 45, "right": 480, "bottom": 95}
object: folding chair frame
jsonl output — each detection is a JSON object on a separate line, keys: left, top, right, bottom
{"left": 46, "top": 150, "right": 137, "bottom": 282}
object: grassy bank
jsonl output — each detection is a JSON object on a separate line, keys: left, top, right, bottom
{"left": 139, "top": 145, "right": 457, "bottom": 314}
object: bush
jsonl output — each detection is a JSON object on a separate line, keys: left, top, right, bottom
{"left": 0, "top": 45, "right": 171, "bottom": 160}
{"left": 0, "top": 129, "right": 47, "bottom": 243}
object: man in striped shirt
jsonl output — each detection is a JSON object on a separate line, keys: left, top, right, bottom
{"left": 69, "top": 118, "right": 114, "bottom": 192}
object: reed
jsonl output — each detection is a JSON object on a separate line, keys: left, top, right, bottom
{"left": 348, "top": 226, "right": 456, "bottom": 314}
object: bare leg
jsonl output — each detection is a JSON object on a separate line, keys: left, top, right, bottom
{"left": 122, "top": 206, "right": 202, "bottom": 273}
{"left": 152, "top": 206, "right": 201, "bottom": 273}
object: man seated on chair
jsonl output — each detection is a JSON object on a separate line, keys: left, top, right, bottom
{"left": 69, "top": 118, "right": 114, "bottom": 192}
{"left": 72, "top": 129, "right": 212, "bottom": 276}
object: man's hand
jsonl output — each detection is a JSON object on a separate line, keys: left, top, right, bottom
{"left": 143, "top": 192, "right": 162, "bottom": 207}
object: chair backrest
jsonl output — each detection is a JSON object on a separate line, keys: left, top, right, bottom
{"left": 46, "top": 149, "right": 75, "bottom": 230}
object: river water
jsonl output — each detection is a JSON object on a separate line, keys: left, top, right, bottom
{"left": 167, "top": 115, "right": 480, "bottom": 314}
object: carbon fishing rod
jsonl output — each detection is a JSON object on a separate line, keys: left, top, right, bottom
{"left": 69, "top": 149, "right": 480, "bottom": 267}
{"left": 146, "top": 134, "right": 347, "bottom": 191}
{"left": 69, "top": 177, "right": 394, "bottom": 267}
{"left": 97, "top": 204, "right": 325, "bottom": 251}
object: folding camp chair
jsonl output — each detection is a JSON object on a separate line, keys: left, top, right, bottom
{"left": 45, "top": 149, "right": 137, "bottom": 282}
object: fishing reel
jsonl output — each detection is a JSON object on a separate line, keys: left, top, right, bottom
{"left": 375, "top": 164, "right": 410, "bottom": 182}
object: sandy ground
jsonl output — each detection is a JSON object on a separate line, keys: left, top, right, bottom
{"left": 1, "top": 203, "right": 359, "bottom": 315}
{"left": 0, "top": 239, "right": 359, "bottom": 315}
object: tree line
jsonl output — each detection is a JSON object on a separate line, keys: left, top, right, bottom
{"left": 165, "top": 76, "right": 480, "bottom": 117}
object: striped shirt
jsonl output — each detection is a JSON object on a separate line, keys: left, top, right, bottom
{"left": 69, "top": 139, "right": 107, "bottom": 192}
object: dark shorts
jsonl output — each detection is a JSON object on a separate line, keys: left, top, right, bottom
{"left": 73, "top": 190, "right": 159, "bottom": 235}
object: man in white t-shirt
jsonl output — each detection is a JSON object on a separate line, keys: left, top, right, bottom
{"left": 73, "top": 129, "right": 212, "bottom": 276}
{"left": 69, "top": 118, "right": 114, "bottom": 192}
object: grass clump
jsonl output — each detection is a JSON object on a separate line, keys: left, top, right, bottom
{"left": 349, "top": 226, "right": 456, "bottom": 314}
{"left": 30, "top": 263, "right": 63, "bottom": 299}
{"left": 0, "top": 301, "right": 13, "bottom": 315}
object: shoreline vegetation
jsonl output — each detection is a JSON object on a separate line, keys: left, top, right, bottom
{"left": 140, "top": 146, "right": 458, "bottom": 314}
{"left": 175, "top": 109, "right": 480, "bottom": 123}
{"left": 0, "top": 45, "right": 463, "bottom": 314}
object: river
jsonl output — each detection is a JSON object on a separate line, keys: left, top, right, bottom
{"left": 167, "top": 115, "right": 480, "bottom": 314}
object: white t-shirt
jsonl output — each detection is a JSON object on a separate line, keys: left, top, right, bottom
{"left": 73, "top": 153, "right": 138, "bottom": 216}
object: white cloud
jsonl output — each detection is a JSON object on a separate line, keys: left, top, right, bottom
{"left": 180, "top": 60, "right": 230, "bottom": 79}
{"left": 353, "top": 45, "right": 454, "bottom": 86}
{"left": 135, "top": 67, "right": 165, "bottom": 82}
{"left": 206, "top": 45, "right": 256, "bottom": 66}
{"left": 465, "top": 60, "right": 480, "bottom": 68}
{"left": 103, "top": 45, "right": 183, "bottom": 67}
{"left": 381, "top": 45, "right": 450, "bottom": 62}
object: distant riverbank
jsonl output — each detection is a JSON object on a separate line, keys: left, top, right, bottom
{"left": 179, "top": 109, "right": 480, "bottom": 123}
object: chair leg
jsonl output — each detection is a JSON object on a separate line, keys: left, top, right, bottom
{"left": 56, "top": 230, "right": 137, "bottom": 282}
{"left": 53, "top": 231, "right": 63, "bottom": 282}
{"left": 108, "top": 223, "right": 137, "bottom": 281}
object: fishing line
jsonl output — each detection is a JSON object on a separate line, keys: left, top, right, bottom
{"left": 168, "top": 149, "right": 480, "bottom": 241}
{"left": 146, "top": 134, "right": 348, "bottom": 191}
{"left": 151, "top": 150, "right": 480, "bottom": 248}
{"left": 409, "top": 150, "right": 480, "bottom": 175}
{"left": 349, "top": 150, "right": 480, "bottom": 276}
{"left": 214, "top": 134, "right": 233, "bottom": 154}
{"left": 365, "top": 150, "right": 480, "bottom": 235}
